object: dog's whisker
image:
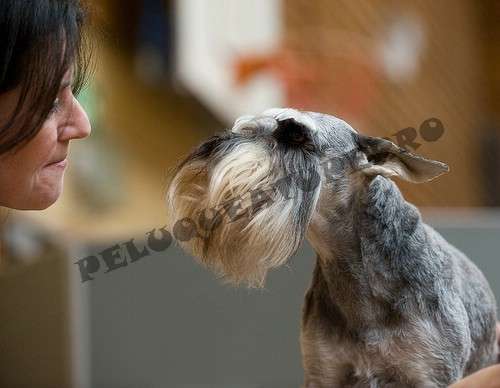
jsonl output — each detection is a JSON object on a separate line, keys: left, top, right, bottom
{"left": 166, "top": 123, "right": 320, "bottom": 287}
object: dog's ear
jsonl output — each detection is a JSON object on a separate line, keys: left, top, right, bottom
{"left": 356, "top": 134, "right": 449, "bottom": 183}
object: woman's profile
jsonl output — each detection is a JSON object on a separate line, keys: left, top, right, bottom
{"left": 0, "top": 0, "right": 91, "bottom": 211}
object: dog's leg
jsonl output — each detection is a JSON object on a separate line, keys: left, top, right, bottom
{"left": 302, "top": 356, "right": 357, "bottom": 388}
{"left": 497, "top": 323, "right": 500, "bottom": 363}
{"left": 303, "top": 370, "right": 356, "bottom": 388}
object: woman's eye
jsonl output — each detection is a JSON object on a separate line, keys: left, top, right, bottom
{"left": 50, "top": 98, "right": 61, "bottom": 114}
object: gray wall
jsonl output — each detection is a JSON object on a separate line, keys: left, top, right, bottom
{"left": 87, "top": 221, "right": 500, "bottom": 388}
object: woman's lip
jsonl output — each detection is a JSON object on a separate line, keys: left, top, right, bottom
{"left": 46, "top": 158, "right": 68, "bottom": 168}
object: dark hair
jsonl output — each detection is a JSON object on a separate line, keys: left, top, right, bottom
{"left": 0, "top": 0, "right": 91, "bottom": 155}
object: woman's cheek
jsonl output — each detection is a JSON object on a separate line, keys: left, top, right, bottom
{"left": 31, "top": 146, "right": 65, "bottom": 206}
{"left": 14, "top": 122, "right": 61, "bottom": 209}
{"left": 0, "top": 157, "right": 35, "bottom": 208}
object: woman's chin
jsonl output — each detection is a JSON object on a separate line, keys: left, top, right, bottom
{"left": 29, "top": 195, "right": 61, "bottom": 210}
{"left": 19, "top": 178, "right": 64, "bottom": 210}
{"left": 34, "top": 185, "right": 64, "bottom": 210}
{"left": 1, "top": 169, "right": 66, "bottom": 210}
{"left": 17, "top": 191, "right": 62, "bottom": 210}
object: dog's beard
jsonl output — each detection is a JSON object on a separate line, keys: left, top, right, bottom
{"left": 166, "top": 132, "right": 321, "bottom": 287}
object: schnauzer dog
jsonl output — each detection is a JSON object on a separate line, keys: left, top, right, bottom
{"left": 166, "top": 108, "right": 498, "bottom": 387}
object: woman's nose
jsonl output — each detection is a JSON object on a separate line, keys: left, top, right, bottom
{"left": 58, "top": 97, "right": 91, "bottom": 141}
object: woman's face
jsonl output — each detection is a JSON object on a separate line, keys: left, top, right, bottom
{"left": 0, "top": 70, "right": 91, "bottom": 210}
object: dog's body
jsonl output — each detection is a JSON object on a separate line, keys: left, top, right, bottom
{"left": 302, "top": 175, "right": 497, "bottom": 387}
{"left": 166, "top": 108, "right": 498, "bottom": 387}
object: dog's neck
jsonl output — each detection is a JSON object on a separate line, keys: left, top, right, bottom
{"left": 306, "top": 172, "right": 373, "bottom": 265}
{"left": 306, "top": 174, "right": 423, "bottom": 328}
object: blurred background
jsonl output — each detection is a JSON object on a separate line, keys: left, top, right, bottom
{"left": 0, "top": 0, "right": 499, "bottom": 387}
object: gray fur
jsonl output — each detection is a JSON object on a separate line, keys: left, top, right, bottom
{"left": 303, "top": 174, "right": 497, "bottom": 387}
{"left": 168, "top": 108, "right": 498, "bottom": 387}
{"left": 300, "top": 111, "right": 498, "bottom": 387}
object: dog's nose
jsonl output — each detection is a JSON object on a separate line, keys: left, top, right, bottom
{"left": 273, "top": 118, "right": 312, "bottom": 146}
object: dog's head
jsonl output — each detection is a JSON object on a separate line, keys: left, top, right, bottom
{"left": 166, "top": 108, "right": 448, "bottom": 287}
